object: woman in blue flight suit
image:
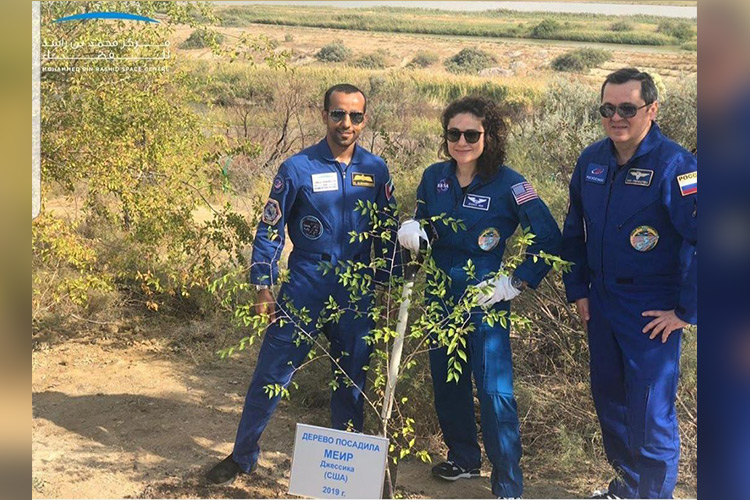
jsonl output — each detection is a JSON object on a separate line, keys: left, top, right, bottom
{"left": 398, "top": 97, "right": 562, "bottom": 499}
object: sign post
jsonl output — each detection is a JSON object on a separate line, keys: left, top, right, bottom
{"left": 289, "top": 423, "right": 388, "bottom": 499}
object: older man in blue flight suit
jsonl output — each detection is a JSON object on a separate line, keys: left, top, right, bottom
{"left": 562, "top": 68, "right": 697, "bottom": 499}
{"left": 207, "top": 83, "right": 398, "bottom": 485}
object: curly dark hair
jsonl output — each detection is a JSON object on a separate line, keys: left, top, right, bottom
{"left": 439, "top": 96, "right": 508, "bottom": 179}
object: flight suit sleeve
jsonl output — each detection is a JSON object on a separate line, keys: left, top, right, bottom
{"left": 512, "top": 181, "right": 563, "bottom": 289}
{"left": 249, "top": 162, "right": 298, "bottom": 286}
{"left": 373, "top": 165, "right": 401, "bottom": 283}
{"left": 561, "top": 160, "right": 591, "bottom": 302}
{"left": 663, "top": 153, "right": 697, "bottom": 324}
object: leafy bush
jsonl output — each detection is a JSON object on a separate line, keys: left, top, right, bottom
{"left": 657, "top": 20, "right": 695, "bottom": 41}
{"left": 179, "top": 28, "right": 225, "bottom": 49}
{"left": 551, "top": 48, "right": 612, "bottom": 72}
{"left": 444, "top": 47, "right": 497, "bottom": 75}
{"left": 610, "top": 20, "right": 634, "bottom": 32}
{"left": 284, "top": 33, "right": 294, "bottom": 42}
{"left": 315, "top": 41, "right": 352, "bottom": 62}
{"left": 354, "top": 51, "right": 388, "bottom": 69}
{"left": 531, "top": 18, "right": 562, "bottom": 39}
{"left": 409, "top": 50, "right": 439, "bottom": 68}
{"left": 680, "top": 41, "right": 697, "bottom": 52}
{"left": 658, "top": 76, "right": 697, "bottom": 153}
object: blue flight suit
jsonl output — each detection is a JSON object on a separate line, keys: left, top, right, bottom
{"left": 415, "top": 160, "right": 562, "bottom": 499}
{"left": 232, "top": 138, "right": 397, "bottom": 473}
{"left": 561, "top": 122, "right": 697, "bottom": 499}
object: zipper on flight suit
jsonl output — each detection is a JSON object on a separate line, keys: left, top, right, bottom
{"left": 338, "top": 162, "right": 349, "bottom": 258}
{"left": 601, "top": 164, "right": 624, "bottom": 290}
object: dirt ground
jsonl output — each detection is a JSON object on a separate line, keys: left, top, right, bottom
{"left": 172, "top": 23, "right": 697, "bottom": 82}
{"left": 32, "top": 318, "right": 693, "bottom": 499}
{"left": 30, "top": 324, "right": 550, "bottom": 499}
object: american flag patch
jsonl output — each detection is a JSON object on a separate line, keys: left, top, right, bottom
{"left": 511, "top": 182, "right": 538, "bottom": 205}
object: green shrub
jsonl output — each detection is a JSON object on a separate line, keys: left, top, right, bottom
{"left": 444, "top": 47, "right": 497, "bottom": 75}
{"left": 179, "top": 28, "right": 224, "bottom": 49}
{"left": 284, "top": 33, "right": 294, "bottom": 42}
{"left": 610, "top": 20, "right": 634, "bottom": 32}
{"left": 657, "top": 20, "right": 694, "bottom": 41}
{"left": 551, "top": 48, "right": 612, "bottom": 72}
{"left": 531, "top": 18, "right": 562, "bottom": 39}
{"left": 315, "top": 41, "right": 352, "bottom": 62}
{"left": 680, "top": 41, "right": 697, "bottom": 52}
{"left": 658, "top": 76, "right": 697, "bottom": 152}
{"left": 353, "top": 52, "right": 388, "bottom": 69}
{"left": 409, "top": 50, "right": 439, "bottom": 68}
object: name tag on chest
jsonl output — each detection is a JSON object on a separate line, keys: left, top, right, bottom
{"left": 463, "top": 194, "right": 491, "bottom": 211}
{"left": 311, "top": 173, "right": 339, "bottom": 192}
{"left": 624, "top": 168, "right": 654, "bottom": 187}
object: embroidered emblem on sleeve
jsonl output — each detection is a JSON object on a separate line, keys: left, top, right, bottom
{"left": 511, "top": 181, "right": 539, "bottom": 205}
{"left": 262, "top": 199, "right": 282, "bottom": 225}
{"left": 677, "top": 172, "right": 697, "bottom": 196}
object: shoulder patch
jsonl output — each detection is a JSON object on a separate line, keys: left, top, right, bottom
{"left": 385, "top": 177, "right": 395, "bottom": 201}
{"left": 676, "top": 171, "right": 697, "bottom": 196}
{"left": 511, "top": 181, "right": 538, "bottom": 205}
{"left": 272, "top": 175, "right": 285, "bottom": 194}
{"left": 262, "top": 199, "right": 282, "bottom": 225}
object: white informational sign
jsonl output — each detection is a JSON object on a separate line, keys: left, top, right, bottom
{"left": 288, "top": 423, "right": 388, "bottom": 499}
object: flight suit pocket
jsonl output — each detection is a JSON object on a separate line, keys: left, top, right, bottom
{"left": 482, "top": 326, "right": 514, "bottom": 396}
{"left": 616, "top": 198, "right": 661, "bottom": 230}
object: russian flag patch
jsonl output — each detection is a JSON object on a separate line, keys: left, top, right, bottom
{"left": 676, "top": 172, "right": 697, "bottom": 196}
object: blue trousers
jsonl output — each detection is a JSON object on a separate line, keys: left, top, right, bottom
{"left": 232, "top": 256, "right": 374, "bottom": 472}
{"left": 588, "top": 286, "right": 682, "bottom": 499}
{"left": 429, "top": 302, "right": 523, "bottom": 499}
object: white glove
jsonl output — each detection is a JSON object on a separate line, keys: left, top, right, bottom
{"left": 397, "top": 219, "right": 429, "bottom": 252}
{"left": 475, "top": 275, "right": 522, "bottom": 308}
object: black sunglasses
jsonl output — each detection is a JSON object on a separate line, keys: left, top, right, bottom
{"left": 599, "top": 102, "right": 651, "bottom": 119}
{"left": 327, "top": 109, "right": 365, "bottom": 125}
{"left": 445, "top": 128, "right": 484, "bottom": 144}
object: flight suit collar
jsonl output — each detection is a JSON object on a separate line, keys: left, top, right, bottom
{"left": 606, "top": 121, "right": 664, "bottom": 165}
{"left": 315, "top": 138, "right": 363, "bottom": 167}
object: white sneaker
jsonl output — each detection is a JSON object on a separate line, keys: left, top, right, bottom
{"left": 591, "top": 490, "right": 622, "bottom": 499}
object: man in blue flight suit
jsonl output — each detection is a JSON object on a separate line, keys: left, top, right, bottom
{"left": 207, "top": 83, "right": 398, "bottom": 485}
{"left": 561, "top": 68, "right": 697, "bottom": 499}
{"left": 399, "top": 96, "right": 562, "bottom": 499}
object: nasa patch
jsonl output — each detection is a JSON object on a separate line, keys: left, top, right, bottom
{"left": 262, "top": 199, "right": 282, "bottom": 226}
{"left": 624, "top": 168, "right": 654, "bottom": 187}
{"left": 630, "top": 225, "right": 659, "bottom": 252}
{"left": 436, "top": 178, "right": 450, "bottom": 194}
{"left": 478, "top": 227, "right": 500, "bottom": 251}
{"left": 300, "top": 215, "right": 323, "bottom": 240}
